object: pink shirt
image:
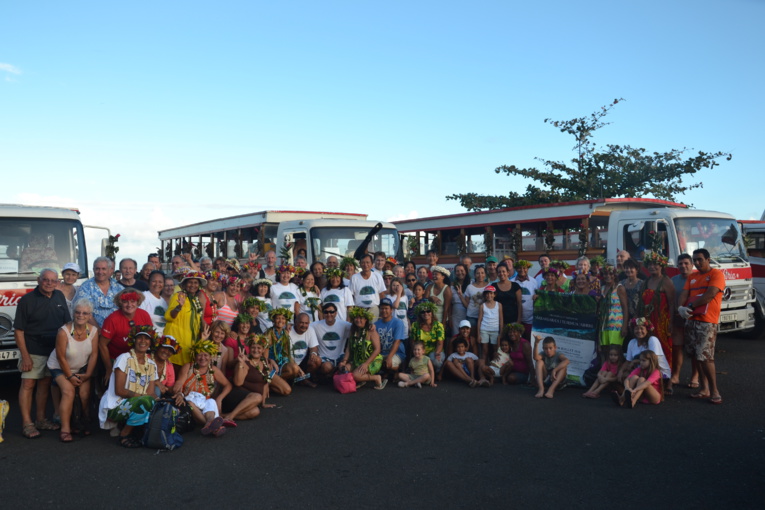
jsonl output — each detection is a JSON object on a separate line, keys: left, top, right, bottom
{"left": 629, "top": 367, "right": 661, "bottom": 394}
{"left": 600, "top": 361, "right": 619, "bottom": 376}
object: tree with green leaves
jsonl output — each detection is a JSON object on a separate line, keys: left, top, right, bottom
{"left": 446, "top": 99, "right": 732, "bottom": 211}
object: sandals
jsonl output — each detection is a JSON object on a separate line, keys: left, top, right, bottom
{"left": 35, "top": 419, "right": 60, "bottom": 431}
{"left": 59, "top": 431, "right": 74, "bottom": 443}
{"left": 213, "top": 425, "right": 227, "bottom": 437}
{"left": 222, "top": 419, "right": 237, "bottom": 428}
{"left": 22, "top": 423, "right": 41, "bottom": 439}
{"left": 709, "top": 395, "right": 723, "bottom": 405}
{"left": 119, "top": 435, "right": 142, "bottom": 448}
{"left": 374, "top": 379, "right": 388, "bottom": 390}
{"left": 688, "top": 381, "right": 700, "bottom": 389}
{"left": 201, "top": 416, "right": 224, "bottom": 436}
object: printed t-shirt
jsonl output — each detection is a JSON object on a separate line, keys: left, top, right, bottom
{"left": 140, "top": 292, "right": 168, "bottom": 334}
{"left": 374, "top": 316, "right": 407, "bottom": 358}
{"left": 310, "top": 319, "right": 351, "bottom": 360}
{"left": 289, "top": 327, "right": 319, "bottom": 365}
{"left": 320, "top": 287, "right": 355, "bottom": 322}
{"left": 350, "top": 272, "right": 386, "bottom": 308}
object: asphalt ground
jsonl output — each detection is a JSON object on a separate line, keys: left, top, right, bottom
{"left": 0, "top": 334, "right": 763, "bottom": 509}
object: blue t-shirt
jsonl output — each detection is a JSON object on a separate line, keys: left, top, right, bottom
{"left": 374, "top": 316, "right": 407, "bottom": 359}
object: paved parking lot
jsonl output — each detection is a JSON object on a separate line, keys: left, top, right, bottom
{"left": 1, "top": 334, "right": 763, "bottom": 509}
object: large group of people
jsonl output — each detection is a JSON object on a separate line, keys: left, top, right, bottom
{"left": 9, "top": 245, "right": 726, "bottom": 445}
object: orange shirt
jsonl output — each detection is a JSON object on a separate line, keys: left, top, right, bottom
{"left": 683, "top": 268, "right": 725, "bottom": 324}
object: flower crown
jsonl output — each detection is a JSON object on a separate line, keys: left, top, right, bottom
{"left": 204, "top": 270, "right": 220, "bottom": 282}
{"left": 589, "top": 255, "right": 606, "bottom": 267}
{"left": 415, "top": 301, "right": 438, "bottom": 316}
{"left": 643, "top": 251, "right": 668, "bottom": 268}
{"left": 127, "top": 325, "right": 159, "bottom": 347}
{"left": 235, "top": 313, "right": 254, "bottom": 325}
{"left": 252, "top": 278, "right": 272, "bottom": 287}
{"left": 515, "top": 259, "right": 532, "bottom": 269}
{"left": 601, "top": 264, "right": 617, "bottom": 275}
{"left": 268, "top": 307, "right": 294, "bottom": 322}
{"left": 294, "top": 266, "right": 307, "bottom": 277}
{"left": 154, "top": 335, "right": 180, "bottom": 353}
{"left": 348, "top": 306, "right": 374, "bottom": 322}
{"left": 248, "top": 334, "right": 269, "bottom": 348}
{"left": 191, "top": 339, "right": 218, "bottom": 357}
{"left": 340, "top": 256, "right": 359, "bottom": 270}
{"left": 277, "top": 264, "right": 296, "bottom": 275}
{"left": 385, "top": 257, "right": 398, "bottom": 267}
{"left": 542, "top": 267, "right": 562, "bottom": 277}
{"left": 325, "top": 267, "right": 345, "bottom": 279}
{"left": 242, "top": 297, "right": 267, "bottom": 312}
{"left": 242, "top": 262, "right": 262, "bottom": 273}
{"left": 431, "top": 265, "right": 451, "bottom": 278}
{"left": 630, "top": 317, "right": 654, "bottom": 331}
{"left": 223, "top": 276, "right": 241, "bottom": 288}
{"left": 551, "top": 260, "right": 570, "bottom": 271}
{"left": 503, "top": 323, "right": 525, "bottom": 335}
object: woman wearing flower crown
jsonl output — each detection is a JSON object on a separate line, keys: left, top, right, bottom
{"left": 598, "top": 265, "right": 629, "bottom": 360}
{"left": 344, "top": 307, "right": 387, "bottom": 390}
{"left": 409, "top": 301, "right": 446, "bottom": 373}
{"left": 640, "top": 251, "right": 675, "bottom": 392}
{"left": 173, "top": 339, "right": 233, "bottom": 437}
{"left": 271, "top": 264, "right": 301, "bottom": 323}
{"left": 164, "top": 271, "right": 214, "bottom": 367}
{"left": 298, "top": 271, "right": 323, "bottom": 322}
{"left": 100, "top": 287, "right": 154, "bottom": 381}
{"left": 321, "top": 267, "right": 354, "bottom": 322}
{"left": 98, "top": 326, "right": 158, "bottom": 448}
{"left": 262, "top": 308, "right": 294, "bottom": 395}
{"left": 214, "top": 275, "right": 243, "bottom": 326}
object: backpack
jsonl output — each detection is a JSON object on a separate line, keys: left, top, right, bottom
{"left": 142, "top": 399, "right": 184, "bottom": 450}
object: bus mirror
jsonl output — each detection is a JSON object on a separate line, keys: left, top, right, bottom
{"left": 722, "top": 224, "right": 739, "bottom": 246}
{"left": 100, "top": 238, "right": 109, "bottom": 256}
{"left": 627, "top": 221, "right": 645, "bottom": 234}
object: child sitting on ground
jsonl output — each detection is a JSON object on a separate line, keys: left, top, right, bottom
{"left": 477, "top": 335, "right": 512, "bottom": 387}
{"left": 533, "top": 335, "right": 569, "bottom": 399}
{"left": 582, "top": 346, "right": 623, "bottom": 398}
{"left": 443, "top": 338, "right": 480, "bottom": 387}
{"left": 398, "top": 341, "right": 436, "bottom": 388}
{"left": 613, "top": 350, "right": 663, "bottom": 408}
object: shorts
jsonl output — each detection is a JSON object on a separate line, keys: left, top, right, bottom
{"left": 222, "top": 387, "right": 252, "bottom": 413}
{"left": 321, "top": 355, "right": 344, "bottom": 366}
{"left": 19, "top": 354, "right": 51, "bottom": 379}
{"left": 480, "top": 330, "right": 499, "bottom": 345}
{"left": 489, "top": 366, "right": 501, "bottom": 378}
{"left": 685, "top": 320, "right": 717, "bottom": 362}
{"left": 385, "top": 354, "right": 403, "bottom": 369}
{"left": 429, "top": 351, "right": 445, "bottom": 371}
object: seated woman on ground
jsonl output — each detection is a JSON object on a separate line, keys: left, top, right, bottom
{"left": 98, "top": 326, "right": 158, "bottom": 448}
{"left": 583, "top": 345, "right": 623, "bottom": 399}
{"left": 262, "top": 308, "right": 294, "bottom": 396}
{"left": 152, "top": 335, "right": 178, "bottom": 398}
{"left": 344, "top": 307, "right": 387, "bottom": 390}
{"left": 47, "top": 298, "right": 99, "bottom": 442}
{"left": 233, "top": 337, "right": 277, "bottom": 409}
{"left": 173, "top": 339, "right": 233, "bottom": 437}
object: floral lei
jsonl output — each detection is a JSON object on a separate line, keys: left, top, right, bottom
{"left": 191, "top": 363, "right": 216, "bottom": 397}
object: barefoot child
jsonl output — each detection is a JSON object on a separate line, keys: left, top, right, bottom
{"left": 476, "top": 285, "right": 503, "bottom": 362}
{"left": 613, "top": 350, "right": 663, "bottom": 408}
{"left": 398, "top": 341, "right": 436, "bottom": 388}
{"left": 534, "top": 335, "right": 569, "bottom": 398}
{"left": 582, "top": 346, "right": 623, "bottom": 398}
{"left": 444, "top": 337, "right": 480, "bottom": 387}
{"left": 477, "top": 335, "right": 512, "bottom": 387}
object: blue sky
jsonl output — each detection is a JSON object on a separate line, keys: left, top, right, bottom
{"left": 1, "top": 0, "right": 762, "bottom": 264}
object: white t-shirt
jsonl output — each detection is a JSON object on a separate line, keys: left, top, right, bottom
{"left": 514, "top": 277, "right": 538, "bottom": 325}
{"left": 320, "top": 287, "right": 355, "bottom": 322}
{"left": 310, "top": 319, "right": 351, "bottom": 361}
{"left": 350, "top": 272, "right": 386, "bottom": 308}
{"left": 255, "top": 296, "right": 273, "bottom": 330}
{"left": 289, "top": 327, "right": 319, "bottom": 365}
{"left": 271, "top": 282, "right": 302, "bottom": 319}
{"left": 386, "top": 293, "right": 409, "bottom": 331}
{"left": 447, "top": 351, "right": 479, "bottom": 362}
{"left": 298, "top": 290, "right": 322, "bottom": 322}
{"left": 140, "top": 292, "right": 168, "bottom": 334}
{"left": 625, "top": 336, "right": 671, "bottom": 378}
{"left": 464, "top": 283, "right": 486, "bottom": 318}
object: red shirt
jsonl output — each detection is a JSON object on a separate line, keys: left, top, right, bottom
{"left": 101, "top": 309, "right": 154, "bottom": 359}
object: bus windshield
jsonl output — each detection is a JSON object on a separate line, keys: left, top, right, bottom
{"left": 0, "top": 218, "right": 88, "bottom": 279}
{"left": 674, "top": 217, "right": 748, "bottom": 262}
{"left": 310, "top": 226, "right": 399, "bottom": 261}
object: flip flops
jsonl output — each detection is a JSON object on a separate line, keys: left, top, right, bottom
{"left": 22, "top": 423, "right": 41, "bottom": 439}
{"left": 201, "top": 416, "right": 224, "bottom": 436}
{"left": 710, "top": 395, "right": 723, "bottom": 405}
{"left": 59, "top": 431, "right": 74, "bottom": 443}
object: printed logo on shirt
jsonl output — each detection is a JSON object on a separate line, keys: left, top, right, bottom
{"left": 279, "top": 291, "right": 297, "bottom": 300}
{"left": 360, "top": 286, "right": 376, "bottom": 305}
{"left": 324, "top": 294, "right": 340, "bottom": 303}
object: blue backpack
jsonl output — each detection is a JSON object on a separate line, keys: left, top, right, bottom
{"left": 142, "top": 400, "right": 184, "bottom": 451}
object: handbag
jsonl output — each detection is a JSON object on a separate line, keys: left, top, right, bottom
{"left": 333, "top": 370, "right": 356, "bottom": 394}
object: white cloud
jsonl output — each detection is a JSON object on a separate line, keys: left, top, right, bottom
{"left": 387, "top": 210, "right": 419, "bottom": 222}
{"left": 0, "top": 63, "right": 21, "bottom": 75}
